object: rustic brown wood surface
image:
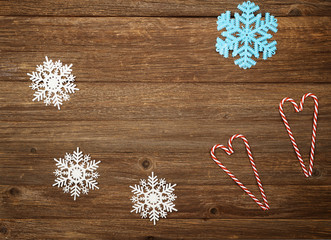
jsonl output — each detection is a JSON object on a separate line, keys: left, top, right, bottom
{"left": 1, "top": 0, "right": 331, "bottom": 17}
{"left": 0, "top": 0, "right": 330, "bottom": 239}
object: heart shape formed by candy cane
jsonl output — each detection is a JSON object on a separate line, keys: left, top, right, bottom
{"left": 210, "top": 134, "right": 270, "bottom": 211}
{"left": 279, "top": 93, "right": 319, "bottom": 178}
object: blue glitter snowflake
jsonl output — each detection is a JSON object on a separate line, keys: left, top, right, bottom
{"left": 216, "top": 1, "right": 278, "bottom": 69}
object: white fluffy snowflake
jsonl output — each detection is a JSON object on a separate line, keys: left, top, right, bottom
{"left": 130, "top": 172, "right": 177, "bottom": 225}
{"left": 28, "top": 56, "right": 79, "bottom": 109}
{"left": 53, "top": 147, "right": 101, "bottom": 200}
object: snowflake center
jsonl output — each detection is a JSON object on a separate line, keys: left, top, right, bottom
{"left": 71, "top": 167, "right": 83, "bottom": 180}
{"left": 239, "top": 28, "right": 255, "bottom": 40}
{"left": 147, "top": 191, "right": 161, "bottom": 205}
{"left": 45, "top": 73, "right": 62, "bottom": 92}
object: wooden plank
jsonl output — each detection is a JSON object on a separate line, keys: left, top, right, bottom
{"left": 0, "top": 0, "right": 330, "bottom": 17}
{"left": 1, "top": 83, "right": 330, "bottom": 121}
{"left": 0, "top": 149, "right": 329, "bottom": 186}
{"left": 1, "top": 219, "right": 330, "bottom": 239}
{"left": 1, "top": 184, "right": 330, "bottom": 220}
{"left": 0, "top": 17, "right": 330, "bottom": 83}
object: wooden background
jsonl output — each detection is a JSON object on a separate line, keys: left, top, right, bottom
{"left": 0, "top": 0, "right": 330, "bottom": 239}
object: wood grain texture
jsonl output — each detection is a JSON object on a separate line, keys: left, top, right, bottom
{"left": 1, "top": 184, "right": 331, "bottom": 219}
{"left": 0, "top": 17, "right": 330, "bottom": 83}
{"left": 1, "top": 0, "right": 331, "bottom": 17}
{"left": 1, "top": 82, "right": 331, "bottom": 238}
{"left": 0, "top": 0, "right": 331, "bottom": 239}
{"left": 1, "top": 219, "right": 330, "bottom": 239}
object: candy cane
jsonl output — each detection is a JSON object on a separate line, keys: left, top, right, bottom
{"left": 210, "top": 134, "right": 270, "bottom": 211}
{"left": 279, "top": 93, "right": 318, "bottom": 178}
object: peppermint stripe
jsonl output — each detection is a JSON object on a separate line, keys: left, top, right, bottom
{"left": 210, "top": 134, "right": 269, "bottom": 211}
{"left": 279, "top": 93, "right": 318, "bottom": 177}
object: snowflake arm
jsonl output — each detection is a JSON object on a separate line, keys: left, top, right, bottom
{"left": 53, "top": 176, "right": 67, "bottom": 188}
{"left": 72, "top": 148, "right": 83, "bottom": 162}
{"left": 85, "top": 178, "right": 99, "bottom": 190}
{"left": 54, "top": 158, "right": 68, "bottom": 170}
{"left": 60, "top": 64, "right": 73, "bottom": 77}
{"left": 52, "top": 94, "right": 62, "bottom": 110}
{"left": 43, "top": 56, "right": 54, "bottom": 72}
{"left": 27, "top": 71, "right": 43, "bottom": 85}
{"left": 149, "top": 208, "right": 160, "bottom": 225}
{"left": 162, "top": 183, "right": 176, "bottom": 195}
{"left": 71, "top": 185, "right": 81, "bottom": 201}
{"left": 216, "top": 11, "right": 240, "bottom": 58}
{"left": 130, "top": 184, "right": 145, "bottom": 196}
{"left": 163, "top": 200, "right": 177, "bottom": 213}
{"left": 253, "top": 12, "right": 278, "bottom": 60}
{"left": 85, "top": 160, "right": 101, "bottom": 171}
{"left": 32, "top": 89, "right": 46, "bottom": 102}
{"left": 63, "top": 82, "right": 79, "bottom": 94}
{"left": 131, "top": 199, "right": 145, "bottom": 214}
{"left": 148, "top": 172, "right": 158, "bottom": 188}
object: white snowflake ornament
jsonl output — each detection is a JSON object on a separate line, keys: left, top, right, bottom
{"left": 53, "top": 147, "right": 100, "bottom": 200}
{"left": 130, "top": 172, "right": 177, "bottom": 225}
{"left": 28, "top": 56, "right": 79, "bottom": 109}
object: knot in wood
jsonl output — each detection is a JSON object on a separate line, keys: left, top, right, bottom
{"left": 210, "top": 207, "right": 218, "bottom": 215}
{"left": 0, "top": 226, "right": 8, "bottom": 235}
{"left": 142, "top": 159, "right": 151, "bottom": 170}
{"left": 9, "top": 187, "right": 20, "bottom": 196}
{"left": 312, "top": 168, "right": 321, "bottom": 177}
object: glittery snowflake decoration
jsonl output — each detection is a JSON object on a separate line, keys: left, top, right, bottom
{"left": 28, "top": 56, "right": 79, "bottom": 109}
{"left": 130, "top": 172, "right": 177, "bottom": 225}
{"left": 216, "top": 1, "right": 278, "bottom": 69}
{"left": 53, "top": 147, "right": 100, "bottom": 200}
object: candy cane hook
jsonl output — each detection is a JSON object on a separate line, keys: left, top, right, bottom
{"left": 211, "top": 134, "right": 270, "bottom": 211}
{"left": 279, "top": 93, "right": 318, "bottom": 177}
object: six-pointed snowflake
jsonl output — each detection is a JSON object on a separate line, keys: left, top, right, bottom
{"left": 216, "top": 1, "right": 278, "bottom": 69}
{"left": 130, "top": 172, "right": 177, "bottom": 225}
{"left": 28, "top": 56, "right": 79, "bottom": 109}
{"left": 53, "top": 147, "right": 101, "bottom": 200}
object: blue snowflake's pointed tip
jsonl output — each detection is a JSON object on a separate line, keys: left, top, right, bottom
{"left": 245, "top": 1, "right": 256, "bottom": 6}
{"left": 234, "top": 57, "right": 257, "bottom": 69}
{"left": 239, "top": 1, "right": 256, "bottom": 7}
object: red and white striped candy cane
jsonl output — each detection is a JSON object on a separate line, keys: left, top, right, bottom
{"left": 210, "top": 134, "right": 270, "bottom": 211}
{"left": 279, "top": 93, "right": 318, "bottom": 178}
